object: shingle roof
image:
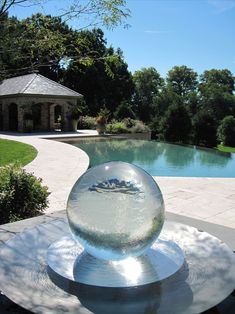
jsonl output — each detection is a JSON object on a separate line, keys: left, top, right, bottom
{"left": 0, "top": 73, "right": 82, "bottom": 98}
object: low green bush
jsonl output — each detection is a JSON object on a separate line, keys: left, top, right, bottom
{"left": 106, "top": 121, "right": 129, "bottom": 134}
{"left": 106, "top": 119, "right": 150, "bottom": 134}
{"left": 0, "top": 164, "right": 49, "bottom": 224}
{"left": 122, "top": 118, "right": 136, "bottom": 128}
{"left": 77, "top": 116, "right": 97, "bottom": 130}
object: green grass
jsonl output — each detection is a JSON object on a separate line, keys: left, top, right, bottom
{"left": 0, "top": 139, "right": 37, "bottom": 166}
{"left": 217, "top": 144, "right": 235, "bottom": 153}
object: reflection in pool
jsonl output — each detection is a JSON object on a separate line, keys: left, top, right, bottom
{"left": 65, "top": 139, "right": 235, "bottom": 178}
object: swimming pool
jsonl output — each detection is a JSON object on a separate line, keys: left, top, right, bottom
{"left": 65, "top": 138, "right": 235, "bottom": 178}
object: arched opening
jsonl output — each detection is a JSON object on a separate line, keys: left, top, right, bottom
{"left": 54, "top": 105, "right": 62, "bottom": 130}
{"left": 32, "top": 104, "right": 42, "bottom": 131}
{"left": 9, "top": 103, "right": 18, "bottom": 131}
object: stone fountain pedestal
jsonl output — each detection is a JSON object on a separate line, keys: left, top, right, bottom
{"left": 0, "top": 218, "right": 235, "bottom": 314}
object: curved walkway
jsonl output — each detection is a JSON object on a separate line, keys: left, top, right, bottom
{"left": 0, "top": 134, "right": 89, "bottom": 213}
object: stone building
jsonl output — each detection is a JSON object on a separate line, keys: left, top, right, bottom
{"left": 0, "top": 73, "right": 83, "bottom": 132}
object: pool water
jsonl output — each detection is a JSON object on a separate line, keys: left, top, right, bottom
{"left": 66, "top": 139, "right": 235, "bottom": 178}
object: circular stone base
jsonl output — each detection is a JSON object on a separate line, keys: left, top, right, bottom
{"left": 0, "top": 219, "right": 235, "bottom": 314}
{"left": 47, "top": 236, "right": 185, "bottom": 287}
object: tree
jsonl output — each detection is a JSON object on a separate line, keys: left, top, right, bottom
{"left": 0, "top": 0, "right": 39, "bottom": 18}
{"left": 132, "top": 67, "right": 164, "bottom": 122}
{"left": 200, "top": 69, "right": 234, "bottom": 94}
{"left": 217, "top": 115, "right": 235, "bottom": 147}
{"left": 159, "top": 102, "right": 192, "bottom": 142}
{"left": 199, "top": 83, "right": 235, "bottom": 122}
{"left": 166, "top": 65, "right": 198, "bottom": 97}
{"left": 198, "top": 69, "right": 235, "bottom": 122}
{"left": 0, "top": 0, "right": 130, "bottom": 29}
{"left": 192, "top": 110, "right": 217, "bottom": 147}
{"left": 63, "top": 30, "right": 134, "bottom": 115}
{"left": 0, "top": 1, "right": 130, "bottom": 80}
{"left": 0, "top": 13, "right": 73, "bottom": 79}
{"left": 114, "top": 101, "right": 136, "bottom": 120}
{"left": 0, "top": 14, "right": 133, "bottom": 114}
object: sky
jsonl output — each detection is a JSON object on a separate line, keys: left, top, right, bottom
{"left": 9, "top": 0, "right": 235, "bottom": 78}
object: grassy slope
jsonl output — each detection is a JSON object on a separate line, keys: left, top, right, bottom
{"left": 0, "top": 139, "right": 37, "bottom": 166}
{"left": 217, "top": 144, "right": 235, "bottom": 153}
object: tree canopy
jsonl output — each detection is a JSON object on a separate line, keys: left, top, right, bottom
{"left": 0, "top": 0, "right": 130, "bottom": 29}
{"left": 166, "top": 65, "right": 198, "bottom": 97}
{"left": 217, "top": 116, "right": 235, "bottom": 147}
{"left": 132, "top": 67, "right": 164, "bottom": 122}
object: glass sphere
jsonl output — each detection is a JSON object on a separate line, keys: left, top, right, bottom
{"left": 67, "top": 161, "right": 165, "bottom": 261}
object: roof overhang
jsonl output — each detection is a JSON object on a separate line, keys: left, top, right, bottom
{"left": 0, "top": 93, "right": 83, "bottom": 100}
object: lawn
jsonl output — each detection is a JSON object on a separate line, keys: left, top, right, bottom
{"left": 0, "top": 139, "right": 37, "bottom": 166}
{"left": 217, "top": 144, "right": 235, "bottom": 153}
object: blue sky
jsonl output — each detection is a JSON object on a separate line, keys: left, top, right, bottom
{"left": 9, "top": 0, "right": 235, "bottom": 78}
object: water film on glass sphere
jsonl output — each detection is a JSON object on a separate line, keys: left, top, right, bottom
{"left": 67, "top": 161, "right": 165, "bottom": 260}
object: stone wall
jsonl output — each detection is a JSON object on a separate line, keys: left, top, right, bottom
{"left": 110, "top": 131, "right": 152, "bottom": 140}
{"left": 0, "top": 96, "right": 78, "bottom": 132}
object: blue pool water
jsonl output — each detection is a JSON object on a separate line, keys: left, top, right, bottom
{"left": 66, "top": 139, "right": 235, "bottom": 177}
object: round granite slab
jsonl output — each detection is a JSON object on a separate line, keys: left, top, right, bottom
{"left": 0, "top": 218, "right": 235, "bottom": 314}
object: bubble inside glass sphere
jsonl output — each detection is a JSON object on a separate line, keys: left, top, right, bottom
{"left": 67, "top": 161, "right": 165, "bottom": 260}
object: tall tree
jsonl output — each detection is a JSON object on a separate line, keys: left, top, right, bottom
{"left": 192, "top": 110, "right": 217, "bottom": 147}
{"left": 63, "top": 29, "right": 133, "bottom": 115}
{"left": 0, "top": 0, "right": 130, "bottom": 80}
{"left": 0, "top": 13, "right": 72, "bottom": 80}
{"left": 217, "top": 115, "right": 235, "bottom": 147}
{"left": 159, "top": 102, "right": 192, "bottom": 143}
{"left": 199, "top": 70, "right": 235, "bottom": 121}
{"left": 132, "top": 67, "right": 164, "bottom": 123}
{"left": 166, "top": 65, "right": 198, "bottom": 97}
{"left": 200, "top": 69, "right": 234, "bottom": 94}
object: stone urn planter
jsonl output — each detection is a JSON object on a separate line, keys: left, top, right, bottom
{"left": 71, "top": 119, "right": 79, "bottom": 132}
{"left": 96, "top": 116, "right": 107, "bottom": 135}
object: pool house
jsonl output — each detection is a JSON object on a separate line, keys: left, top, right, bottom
{"left": 0, "top": 73, "right": 83, "bottom": 132}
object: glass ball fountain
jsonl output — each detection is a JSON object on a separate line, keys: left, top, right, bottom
{"left": 66, "top": 161, "right": 165, "bottom": 261}
{"left": 47, "top": 161, "right": 184, "bottom": 287}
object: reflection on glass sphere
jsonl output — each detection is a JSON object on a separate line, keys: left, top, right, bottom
{"left": 67, "top": 161, "right": 165, "bottom": 260}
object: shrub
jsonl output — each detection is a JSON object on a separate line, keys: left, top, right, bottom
{"left": 105, "top": 119, "right": 150, "bottom": 134}
{"left": 129, "top": 120, "right": 150, "bottom": 133}
{"left": 0, "top": 164, "right": 49, "bottom": 224}
{"left": 77, "top": 116, "right": 97, "bottom": 129}
{"left": 217, "top": 115, "right": 235, "bottom": 147}
{"left": 106, "top": 121, "right": 129, "bottom": 134}
{"left": 122, "top": 118, "right": 136, "bottom": 128}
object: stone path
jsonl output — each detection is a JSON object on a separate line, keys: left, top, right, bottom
{"left": 0, "top": 132, "right": 91, "bottom": 213}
